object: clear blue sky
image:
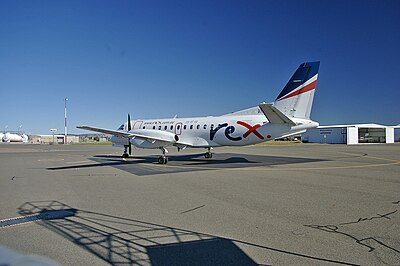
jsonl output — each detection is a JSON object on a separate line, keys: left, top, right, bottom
{"left": 1, "top": 0, "right": 399, "bottom": 134}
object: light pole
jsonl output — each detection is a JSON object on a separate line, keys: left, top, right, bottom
{"left": 64, "top": 97, "right": 68, "bottom": 144}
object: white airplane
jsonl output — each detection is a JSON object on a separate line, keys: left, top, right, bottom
{"left": 2, "top": 132, "right": 28, "bottom": 143}
{"left": 78, "top": 61, "right": 320, "bottom": 164}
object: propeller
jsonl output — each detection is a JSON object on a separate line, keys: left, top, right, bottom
{"left": 127, "top": 113, "right": 132, "bottom": 155}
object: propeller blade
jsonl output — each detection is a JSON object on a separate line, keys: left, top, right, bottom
{"left": 127, "top": 114, "right": 132, "bottom": 155}
{"left": 127, "top": 113, "right": 132, "bottom": 131}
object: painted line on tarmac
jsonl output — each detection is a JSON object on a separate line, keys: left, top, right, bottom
{"left": 145, "top": 152, "right": 400, "bottom": 172}
{"left": 66, "top": 160, "right": 91, "bottom": 164}
{"left": 152, "top": 161, "right": 400, "bottom": 172}
{"left": 340, "top": 152, "right": 400, "bottom": 163}
{"left": 37, "top": 159, "right": 65, "bottom": 162}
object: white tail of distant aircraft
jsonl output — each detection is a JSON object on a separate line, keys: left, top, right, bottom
{"left": 78, "top": 62, "right": 320, "bottom": 164}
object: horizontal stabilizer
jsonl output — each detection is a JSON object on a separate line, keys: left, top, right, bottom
{"left": 259, "top": 103, "right": 296, "bottom": 125}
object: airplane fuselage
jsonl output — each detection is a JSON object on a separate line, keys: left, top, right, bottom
{"left": 111, "top": 115, "right": 318, "bottom": 149}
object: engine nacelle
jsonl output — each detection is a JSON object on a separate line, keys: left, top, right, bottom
{"left": 110, "top": 135, "right": 129, "bottom": 147}
{"left": 130, "top": 129, "right": 178, "bottom": 149}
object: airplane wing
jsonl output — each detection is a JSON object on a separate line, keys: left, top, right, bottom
{"left": 77, "top": 126, "right": 131, "bottom": 138}
{"left": 258, "top": 103, "right": 296, "bottom": 126}
{"left": 77, "top": 125, "right": 193, "bottom": 146}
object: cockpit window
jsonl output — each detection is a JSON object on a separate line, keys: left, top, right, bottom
{"left": 118, "top": 124, "right": 124, "bottom": 130}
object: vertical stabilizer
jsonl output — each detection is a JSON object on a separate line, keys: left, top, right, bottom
{"left": 273, "top": 62, "right": 320, "bottom": 119}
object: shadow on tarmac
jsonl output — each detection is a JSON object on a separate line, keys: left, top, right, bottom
{"left": 47, "top": 153, "right": 327, "bottom": 176}
{"left": 18, "top": 200, "right": 356, "bottom": 265}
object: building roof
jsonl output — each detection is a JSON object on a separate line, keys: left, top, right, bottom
{"left": 316, "top": 123, "right": 389, "bottom": 129}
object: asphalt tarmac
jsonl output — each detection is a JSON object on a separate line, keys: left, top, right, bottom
{"left": 0, "top": 143, "right": 399, "bottom": 265}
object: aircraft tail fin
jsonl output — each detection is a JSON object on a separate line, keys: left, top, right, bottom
{"left": 273, "top": 61, "right": 320, "bottom": 119}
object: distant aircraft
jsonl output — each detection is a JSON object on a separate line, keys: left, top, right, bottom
{"left": 78, "top": 62, "right": 320, "bottom": 164}
{"left": 2, "top": 132, "right": 28, "bottom": 143}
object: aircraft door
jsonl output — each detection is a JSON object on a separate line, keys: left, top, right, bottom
{"left": 175, "top": 122, "right": 183, "bottom": 135}
{"left": 133, "top": 121, "right": 143, "bottom": 129}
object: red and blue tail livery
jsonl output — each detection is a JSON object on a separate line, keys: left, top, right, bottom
{"left": 273, "top": 62, "right": 320, "bottom": 119}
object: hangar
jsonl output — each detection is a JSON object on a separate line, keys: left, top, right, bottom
{"left": 395, "top": 125, "right": 400, "bottom": 142}
{"left": 301, "top": 124, "right": 397, "bottom": 144}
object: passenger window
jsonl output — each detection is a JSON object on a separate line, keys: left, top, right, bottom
{"left": 203, "top": 124, "right": 207, "bottom": 129}
{"left": 143, "top": 126, "right": 145, "bottom": 129}
{"left": 190, "top": 125, "right": 193, "bottom": 130}
{"left": 170, "top": 125, "right": 173, "bottom": 130}
{"left": 164, "top": 126, "right": 167, "bottom": 130}
{"left": 210, "top": 124, "right": 214, "bottom": 129}
{"left": 158, "top": 126, "right": 161, "bottom": 130}
{"left": 197, "top": 125, "right": 200, "bottom": 130}
{"left": 184, "top": 125, "right": 187, "bottom": 130}
{"left": 153, "top": 126, "right": 155, "bottom": 130}
{"left": 177, "top": 125, "right": 181, "bottom": 130}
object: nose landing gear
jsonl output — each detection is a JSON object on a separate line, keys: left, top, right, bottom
{"left": 121, "top": 114, "right": 132, "bottom": 159}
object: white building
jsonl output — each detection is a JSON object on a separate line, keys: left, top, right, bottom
{"left": 30, "top": 134, "right": 79, "bottom": 144}
{"left": 302, "top": 124, "right": 396, "bottom": 144}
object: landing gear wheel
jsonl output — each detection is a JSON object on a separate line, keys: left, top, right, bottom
{"left": 122, "top": 153, "right": 129, "bottom": 158}
{"left": 205, "top": 152, "right": 213, "bottom": 159}
{"left": 158, "top": 156, "right": 168, "bottom": 164}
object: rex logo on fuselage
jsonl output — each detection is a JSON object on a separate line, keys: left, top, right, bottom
{"left": 209, "top": 121, "right": 264, "bottom": 141}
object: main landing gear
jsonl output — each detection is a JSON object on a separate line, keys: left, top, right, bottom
{"left": 204, "top": 147, "right": 213, "bottom": 159}
{"left": 158, "top": 147, "right": 168, "bottom": 164}
{"left": 122, "top": 145, "right": 130, "bottom": 158}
